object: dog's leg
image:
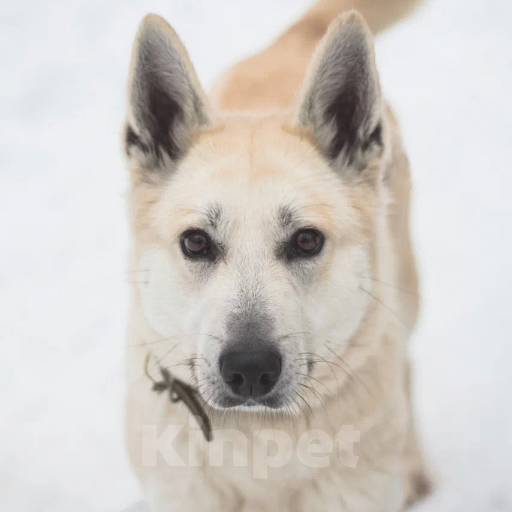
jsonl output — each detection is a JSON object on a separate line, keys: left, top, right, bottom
{"left": 383, "top": 108, "right": 432, "bottom": 507}
{"left": 402, "top": 360, "right": 434, "bottom": 508}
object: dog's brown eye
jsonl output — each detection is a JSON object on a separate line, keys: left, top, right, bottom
{"left": 290, "top": 229, "right": 324, "bottom": 258}
{"left": 181, "top": 230, "right": 211, "bottom": 258}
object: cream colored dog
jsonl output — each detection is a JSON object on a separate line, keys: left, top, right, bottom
{"left": 123, "top": 1, "right": 432, "bottom": 510}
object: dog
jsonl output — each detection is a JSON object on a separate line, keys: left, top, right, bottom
{"left": 123, "top": 0, "right": 433, "bottom": 510}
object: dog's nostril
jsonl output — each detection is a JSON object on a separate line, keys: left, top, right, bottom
{"left": 259, "top": 373, "right": 270, "bottom": 386}
{"left": 230, "top": 373, "right": 244, "bottom": 386}
{"left": 220, "top": 350, "right": 282, "bottom": 398}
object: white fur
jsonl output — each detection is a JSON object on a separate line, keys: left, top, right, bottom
{"left": 124, "top": 4, "right": 431, "bottom": 511}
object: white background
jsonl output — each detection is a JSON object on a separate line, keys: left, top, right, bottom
{"left": 1, "top": 0, "right": 511, "bottom": 510}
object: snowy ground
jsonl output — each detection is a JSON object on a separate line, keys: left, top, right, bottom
{"left": 1, "top": 0, "right": 511, "bottom": 511}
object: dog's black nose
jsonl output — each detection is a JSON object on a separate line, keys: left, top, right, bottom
{"left": 220, "top": 350, "right": 282, "bottom": 398}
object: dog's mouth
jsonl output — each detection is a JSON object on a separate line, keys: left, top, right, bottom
{"left": 212, "top": 392, "right": 285, "bottom": 410}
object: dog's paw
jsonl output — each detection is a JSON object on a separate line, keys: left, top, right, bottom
{"left": 404, "top": 465, "right": 434, "bottom": 508}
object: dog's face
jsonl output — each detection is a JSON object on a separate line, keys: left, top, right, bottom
{"left": 125, "top": 14, "right": 386, "bottom": 411}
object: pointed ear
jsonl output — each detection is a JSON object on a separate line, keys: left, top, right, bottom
{"left": 124, "top": 14, "right": 212, "bottom": 173}
{"left": 296, "top": 12, "right": 383, "bottom": 172}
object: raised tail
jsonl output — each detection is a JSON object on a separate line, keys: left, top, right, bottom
{"left": 305, "top": 0, "right": 422, "bottom": 36}
{"left": 212, "top": 0, "right": 422, "bottom": 111}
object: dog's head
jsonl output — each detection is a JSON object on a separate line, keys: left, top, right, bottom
{"left": 125, "top": 13, "right": 389, "bottom": 411}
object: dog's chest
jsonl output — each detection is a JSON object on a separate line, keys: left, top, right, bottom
{"left": 167, "top": 416, "right": 406, "bottom": 512}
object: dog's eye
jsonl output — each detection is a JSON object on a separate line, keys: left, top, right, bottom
{"left": 181, "top": 230, "right": 212, "bottom": 259}
{"left": 289, "top": 229, "right": 324, "bottom": 258}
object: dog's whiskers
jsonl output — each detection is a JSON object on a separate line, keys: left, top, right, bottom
{"left": 300, "top": 382, "right": 329, "bottom": 415}
{"left": 290, "top": 395, "right": 310, "bottom": 428}
{"left": 298, "top": 372, "right": 332, "bottom": 396}
{"left": 358, "top": 274, "right": 420, "bottom": 297}
{"left": 358, "top": 285, "right": 412, "bottom": 331}
{"left": 129, "top": 332, "right": 220, "bottom": 348}
{"left": 324, "top": 346, "right": 370, "bottom": 395}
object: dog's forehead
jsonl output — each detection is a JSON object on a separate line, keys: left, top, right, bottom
{"left": 165, "top": 117, "right": 351, "bottom": 234}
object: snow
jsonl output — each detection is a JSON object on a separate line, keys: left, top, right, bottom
{"left": 1, "top": 0, "right": 511, "bottom": 510}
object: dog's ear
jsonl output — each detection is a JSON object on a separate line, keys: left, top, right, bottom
{"left": 124, "top": 15, "right": 212, "bottom": 174}
{"left": 296, "top": 11, "right": 383, "bottom": 174}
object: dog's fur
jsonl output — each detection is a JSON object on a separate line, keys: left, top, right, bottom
{"left": 123, "top": 1, "right": 432, "bottom": 510}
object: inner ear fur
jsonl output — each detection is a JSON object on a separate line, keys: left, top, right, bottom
{"left": 296, "top": 11, "right": 384, "bottom": 173}
{"left": 124, "top": 14, "right": 213, "bottom": 173}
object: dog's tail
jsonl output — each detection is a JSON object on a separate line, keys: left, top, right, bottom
{"left": 302, "top": 0, "right": 422, "bottom": 37}
{"left": 213, "top": 0, "right": 422, "bottom": 111}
